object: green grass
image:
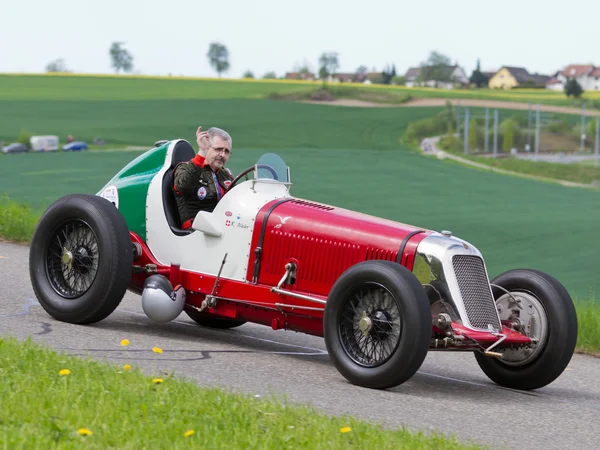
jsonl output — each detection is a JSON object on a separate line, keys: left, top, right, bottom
{"left": 0, "top": 336, "right": 481, "bottom": 450}
{"left": 0, "top": 97, "right": 438, "bottom": 149}
{"left": 2, "top": 73, "right": 599, "bottom": 108}
{"left": 3, "top": 146, "right": 600, "bottom": 304}
{"left": 442, "top": 151, "right": 600, "bottom": 185}
{"left": 575, "top": 299, "right": 600, "bottom": 355}
{"left": 0, "top": 195, "right": 40, "bottom": 242}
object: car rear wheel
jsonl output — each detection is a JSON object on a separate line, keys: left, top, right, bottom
{"left": 29, "top": 194, "right": 132, "bottom": 324}
{"left": 324, "top": 261, "right": 431, "bottom": 389}
{"left": 474, "top": 269, "right": 578, "bottom": 390}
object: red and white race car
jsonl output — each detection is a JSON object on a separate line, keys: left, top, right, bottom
{"left": 29, "top": 139, "right": 578, "bottom": 390}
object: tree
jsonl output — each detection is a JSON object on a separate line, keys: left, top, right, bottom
{"left": 469, "top": 58, "right": 488, "bottom": 88}
{"left": 46, "top": 58, "right": 68, "bottom": 73}
{"left": 207, "top": 42, "right": 230, "bottom": 77}
{"left": 262, "top": 71, "right": 277, "bottom": 79}
{"left": 109, "top": 42, "right": 134, "bottom": 74}
{"left": 565, "top": 78, "right": 583, "bottom": 98}
{"left": 419, "top": 51, "right": 453, "bottom": 87}
{"left": 294, "top": 59, "right": 313, "bottom": 76}
{"left": 381, "top": 64, "right": 397, "bottom": 85}
{"left": 318, "top": 52, "right": 339, "bottom": 80}
{"left": 242, "top": 70, "right": 254, "bottom": 79}
{"left": 355, "top": 65, "right": 368, "bottom": 82}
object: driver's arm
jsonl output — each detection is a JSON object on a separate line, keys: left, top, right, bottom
{"left": 173, "top": 154, "right": 205, "bottom": 194}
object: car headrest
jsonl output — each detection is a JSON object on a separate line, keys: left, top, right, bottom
{"left": 170, "top": 140, "right": 196, "bottom": 169}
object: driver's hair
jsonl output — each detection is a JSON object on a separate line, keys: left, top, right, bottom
{"left": 208, "top": 127, "right": 232, "bottom": 149}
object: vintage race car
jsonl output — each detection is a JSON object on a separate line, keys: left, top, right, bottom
{"left": 28, "top": 139, "right": 578, "bottom": 390}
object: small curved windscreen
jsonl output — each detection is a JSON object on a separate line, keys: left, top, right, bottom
{"left": 255, "top": 153, "right": 290, "bottom": 183}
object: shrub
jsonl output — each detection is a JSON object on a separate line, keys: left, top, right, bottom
{"left": 17, "top": 129, "right": 32, "bottom": 148}
{"left": 548, "top": 119, "right": 571, "bottom": 134}
{"left": 501, "top": 119, "right": 517, "bottom": 152}
{"left": 468, "top": 118, "right": 479, "bottom": 150}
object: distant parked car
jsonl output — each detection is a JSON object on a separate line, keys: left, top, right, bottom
{"left": 63, "top": 141, "right": 88, "bottom": 151}
{"left": 1, "top": 143, "right": 28, "bottom": 154}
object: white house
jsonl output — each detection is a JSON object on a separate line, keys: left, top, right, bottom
{"left": 404, "top": 65, "right": 469, "bottom": 89}
{"left": 553, "top": 64, "right": 600, "bottom": 91}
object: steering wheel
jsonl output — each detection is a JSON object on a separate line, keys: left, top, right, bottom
{"left": 226, "top": 164, "right": 278, "bottom": 192}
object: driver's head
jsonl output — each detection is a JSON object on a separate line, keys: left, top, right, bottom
{"left": 205, "top": 127, "right": 232, "bottom": 172}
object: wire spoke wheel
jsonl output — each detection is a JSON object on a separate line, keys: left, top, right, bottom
{"left": 324, "top": 261, "right": 431, "bottom": 389}
{"left": 339, "top": 283, "right": 402, "bottom": 368}
{"left": 46, "top": 219, "right": 100, "bottom": 299}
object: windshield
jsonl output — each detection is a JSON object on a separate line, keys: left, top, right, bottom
{"left": 255, "top": 153, "right": 290, "bottom": 183}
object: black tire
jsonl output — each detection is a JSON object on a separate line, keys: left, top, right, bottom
{"left": 29, "top": 194, "right": 132, "bottom": 324}
{"left": 324, "top": 260, "right": 431, "bottom": 389}
{"left": 185, "top": 308, "right": 247, "bottom": 329}
{"left": 474, "top": 269, "right": 578, "bottom": 390}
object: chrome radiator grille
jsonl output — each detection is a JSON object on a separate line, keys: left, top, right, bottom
{"left": 452, "top": 255, "right": 501, "bottom": 330}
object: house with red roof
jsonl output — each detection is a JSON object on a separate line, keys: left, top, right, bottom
{"left": 552, "top": 64, "right": 600, "bottom": 91}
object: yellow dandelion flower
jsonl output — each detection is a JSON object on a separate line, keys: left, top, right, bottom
{"left": 121, "top": 339, "right": 130, "bottom": 346}
{"left": 340, "top": 427, "right": 352, "bottom": 433}
{"left": 59, "top": 369, "right": 71, "bottom": 376}
{"left": 184, "top": 430, "right": 195, "bottom": 438}
{"left": 77, "top": 428, "right": 92, "bottom": 436}
{"left": 123, "top": 364, "right": 132, "bottom": 371}
{"left": 152, "top": 347, "right": 163, "bottom": 354}
{"left": 152, "top": 378, "right": 164, "bottom": 384}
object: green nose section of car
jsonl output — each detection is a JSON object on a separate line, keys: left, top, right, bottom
{"left": 97, "top": 142, "right": 170, "bottom": 241}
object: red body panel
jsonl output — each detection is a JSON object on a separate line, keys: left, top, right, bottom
{"left": 246, "top": 199, "right": 431, "bottom": 295}
{"left": 129, "top": 198, "right": 533, "bottom": 348}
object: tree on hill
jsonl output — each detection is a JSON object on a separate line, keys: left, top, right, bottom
{"left": 382, "top": 64, "right": 397, "bottom": 85}
{"left": 109, "top": 42, "right": 134, "bottom": 74}
{"left": 355, "top": 65, "right": 368, "bottom": 82}
{"left": 469, "top": 58, "right": 488, "bottom": 88}
{"left": 419, "top": 51, "right": 453, "bottom": 87}
{"left": 565, "top": 78, "right": 583, "bottom": 98}
{"left": 207, "top": 42, "right": 230, "bottom": 77}
{"left": 242, "top": 70, "right": 254, "bottom": 78}
{"left": 318, "top": 52, "right": 339, "bottom": 80}
{"left": 46, "top": 58, "right": 69, "bottom": 73}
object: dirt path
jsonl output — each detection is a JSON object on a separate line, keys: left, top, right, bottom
{"left": 301, "top": 97, "right": 600, "bottom": 116}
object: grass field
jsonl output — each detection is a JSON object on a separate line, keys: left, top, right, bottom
{"left": 0, "top": 97, "right": 439, "bottom": 149}
{"left": 1, "top": 74, "right": 599, "bottom": 300}
{"left": 2, "top": 73, "right": 600, "bottom": 107}
{"left": 2, "top": 146, "right": 600, "bottom": 304}
{"left": 0, "top": 336, "right": 478, "bottom": 449}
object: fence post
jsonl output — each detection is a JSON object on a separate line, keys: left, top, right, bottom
{"left": 484, "top": 108, "right": 489, "bottom": 153}
{"left": 527, "top": 102, "right": 532, "bottom": 151}
{"left": 493, "top": 109, "right": 498, "bottom": 156}
{"left": 580, "top": 102, "right": 587, "bottom": 152}
{"left": 595, "top": 117, "right": 599, "bottom": 167}
{"left": 535, "top": 104, "right": 540, "bottom": 157}
{"left": 456, "top": 101, "right": 461, "bottom": 135}
{"left": 464, "top": 108, "right": 470, "bottom": 155}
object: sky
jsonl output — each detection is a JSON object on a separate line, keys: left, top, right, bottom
{"left": 1, "top": 0, "right": 599, "bottom": 79}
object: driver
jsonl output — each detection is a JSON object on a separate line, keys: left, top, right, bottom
{"left": 172, "top": 126, "right": 234, "bottom": 229}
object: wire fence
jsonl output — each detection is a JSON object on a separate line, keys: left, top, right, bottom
{"left": 454, "top": 102, "right": 600, "bottom": 166}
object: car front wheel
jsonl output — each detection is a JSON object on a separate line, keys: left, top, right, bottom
{"left": 324, "top": 260, "right": 431, "bottom": 390}
{"left": 474, "top": 269, "right": 578, "bottom": 390}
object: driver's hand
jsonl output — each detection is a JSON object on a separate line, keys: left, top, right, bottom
{"left": 196, "top": 126, "right": 210, "bottom": 157}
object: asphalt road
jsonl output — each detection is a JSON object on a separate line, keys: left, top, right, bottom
{"left": 1, "top": 241, "right": 599, "bottom": 450}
